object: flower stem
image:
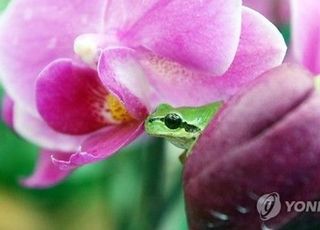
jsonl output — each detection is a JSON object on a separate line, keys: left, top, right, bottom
{"left": 130, "top": 137, "right": 166, "bottom": 230}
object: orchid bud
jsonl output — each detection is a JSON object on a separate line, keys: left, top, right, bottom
{"left": 184, "top": 64, "right": 320, "bottom": 229}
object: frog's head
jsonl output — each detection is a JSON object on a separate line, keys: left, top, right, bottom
{"left": 145, "top": 103, "right": 221, "bottom": 149}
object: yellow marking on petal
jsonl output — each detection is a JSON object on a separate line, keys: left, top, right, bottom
{"left": 106, "top": 94, "right": 134, "bottom": 123}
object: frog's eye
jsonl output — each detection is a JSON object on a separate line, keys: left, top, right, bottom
{"left": 164, "top": 113, "right": 182, "bottom": 129}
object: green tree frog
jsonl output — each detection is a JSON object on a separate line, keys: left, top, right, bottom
{"left": 145, "top": 102, "right": 221, "bottom": 161}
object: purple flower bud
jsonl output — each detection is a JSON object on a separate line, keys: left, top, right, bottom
{"left": 184, "top": 64, "right": 320, "bottom": 229}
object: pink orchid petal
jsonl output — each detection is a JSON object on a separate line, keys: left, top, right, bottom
{"left": 52, "top": 122, "right": 144, "bottom": 170}
{"left": 104, "top": 0, "right": 159, "bottom": 32}
{"left": 13, "top": 105, "right": 87, "bottom": 152}
{"left": 141, "top": 7, "right": 287, "bottom": 107}
{"left": 98, "top": 47, "right": 150, "bottom": 118}
{"left": 292, "top": 0, "right": 320, "bottom": 74}
{"left": 121, "top": 0, "right": 242, "bottom": 75}
{"left": 213, "top": 7, "right": 287, "bottom": 96}
{"left": 0, "top": 0, "right": 107, "bottom": 114}
{"left": 244, "top": 0, "right": 275, "bottom": 18}
{"left": 21, "top": 149, "right": 73, "bottom": 188}
{"left": 36, "top": 59, "right": 113, "bottom": 135}
{"left": 243, "top": 0, "right": 290, "bottom": 24}
{"left": 1, "top": 94, "right": 14, "bottom": 128}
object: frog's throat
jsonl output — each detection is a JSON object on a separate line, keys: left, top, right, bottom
{"left": 166, "top": 135, "right": 198, "bottom": 150}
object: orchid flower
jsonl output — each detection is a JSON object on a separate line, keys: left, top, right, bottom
{"left": 0, "top": 0, "right": 286, "bottom": 187}
{"left": 184, "top": 64, "right": 320, "bottom": 229}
